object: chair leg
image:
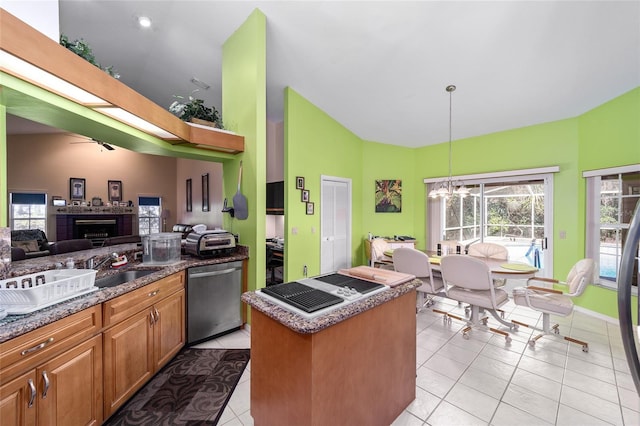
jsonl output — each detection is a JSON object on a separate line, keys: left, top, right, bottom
{"left": 515, "top": 313, "right": 589, "bottom": 352}
{"left": 439, "top": 305, "right": 512, "bottom": 343}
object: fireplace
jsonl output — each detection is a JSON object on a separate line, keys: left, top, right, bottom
{"left": 56, "top": 214, "right": 134, "bottom": 246}
{"left": 74, "top": 219, "right": 117, "bottom": 247}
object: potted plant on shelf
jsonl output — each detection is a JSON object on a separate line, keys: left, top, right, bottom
{"left": 59, "top": 34, "right": 119, "bottom": 79}
{"left": 169, "top": 95, "right": 224, "bottom": 129}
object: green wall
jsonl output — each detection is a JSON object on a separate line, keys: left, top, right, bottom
{"left": 284, "top": 88, "right": 364, "bottom": 280}
{"left": 222, "top": 9, "right": 267, "bottom": 299}
{"left": 1, "top": 105, "right": 6, "bottom": 226}
{"left": 575, "top": 87, "right": 640, "bottom": 317}
{"left": 284, "top": 86, "right": 640, "bottom": 320}
{"left": 361, "top": 141, "right": 418, "bottom": 261}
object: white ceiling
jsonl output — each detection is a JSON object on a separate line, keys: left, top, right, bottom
{"left": 13, "top": 1, "right": 640, "bottom": 147}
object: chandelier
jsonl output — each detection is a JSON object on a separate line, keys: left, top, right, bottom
{"left": 429, "top": 85, "right": 470, "bottom": 198}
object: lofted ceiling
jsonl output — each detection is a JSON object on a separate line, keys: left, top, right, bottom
{"left": 9, "top": 1, "right": 640, "bottom": 147}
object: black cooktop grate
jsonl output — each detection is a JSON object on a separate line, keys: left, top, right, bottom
{"left": 261, "top": 281, "right": 343, "bottom": 313}
{"left": 313, "top": 273, "right": 385, "bottom": 294}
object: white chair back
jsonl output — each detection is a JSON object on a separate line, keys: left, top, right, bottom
{"left": 441, "top": 255, "right": 493, "bottom": 291}
{"left": 467, "top": 242, "right": 508, "bottom": 260}
{"left": 370, "top": 238, "right": 390, "bottom": 261}
{"left": 393, "top": 247, "right": 443, "bottom": 292}
{"left": 566, "top": 258, "right": 596, "bottom": 296}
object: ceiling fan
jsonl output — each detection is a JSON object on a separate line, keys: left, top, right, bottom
{"left": 70, "top": 138, "right": 115, "bottom": 151}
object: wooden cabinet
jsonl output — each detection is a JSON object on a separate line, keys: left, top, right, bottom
{"left": 0, "top": 371, "right": 36, "bottom": 426}
{"left": 102, "top": 272, "right": 185, "bottom": 418}
{"left": 0, "top": 306, "right": 102, "bottom": 426}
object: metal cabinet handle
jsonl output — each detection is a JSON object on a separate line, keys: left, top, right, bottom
{"left": 21, "top": 337, "right": 54, "bottom": 356}
{"left": 149, "top": 310, "right": 155, "bottom": 325}
{"left": 148, "top": 289, "right": 159, "bottom": 297}
{"left": 42, "top": 371, "right": 50, "bottom": 399}
{"left": 27, "top": 379, "right": 36, "bottom": 408}
{"left": 154, "top": 308, "right": 160, "bottom": 322}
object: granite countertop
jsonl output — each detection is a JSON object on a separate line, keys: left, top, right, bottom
{"left": 0, "top": 244, "right": 248, "bottom": 344}
{"left": 241, "top": 278, "right": 421, "bottom": 334}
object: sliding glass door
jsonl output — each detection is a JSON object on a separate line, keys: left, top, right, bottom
{"left": 429, "top": 174, "right": 553, "bottom": 277}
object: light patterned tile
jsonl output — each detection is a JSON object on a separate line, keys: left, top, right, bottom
{"left": 502, "top": 383, "right": 558, "bottom": 424}
{"left": 459, "top": 366, "right": 509, "bottom": 399}
{"left": 560, "top": 385, "right": 624, "bottom": 425}
{"left": 565, "top": 356, "right": 616, "bottom": 385}
{"left": 511, "top": 369, "right": 562, "bottom": 401}
{"left": 622, "top": 406, "right": 640, "bottom": 426}
{"left": 391, "top": 410, "right": 426, "bottom": 426}
{"left": 469, "top": 354, "right": 517, "bottom": 382}
{"left": 424, "top": 353, "right": 469, "bottom": 381}
{"left": 562, "top": 369, "right": 619, "bottom": 404}
{"left": 405, "top": 386, "right": 441, "bottom": 422}
{"left": 490, "top": 402, "right": 552, "bottom": 426}
{"left": 427, "top": 400, "right": 487, "bottom": 426}
{"left": 615, "top": 369, "right": 638, "bottom": 392}
{"left": 416, "top": 365, "right": 456, "bottom": 398}
{"left": 618, "top": 386, "right": 640, "bottom": 412}
{"left": 516, "top": 354, "right": 565, "bottom": 383}
{"left": 522, "top": 344, "right": 568, "bottom": 368}
{"left": 556, "top": 404, "right": 614, "bottom": 426}
{"left": 445, "top": 382, "right": 499, "bottom": 421}
{"left": 481, "top": 342, "right": 523, "bottom": 366}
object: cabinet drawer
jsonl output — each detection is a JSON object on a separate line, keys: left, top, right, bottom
{"left": 103, "top": 271, "right": 184, "bottom": 327}
{"left": 0, "top": 305, "right": 102, "bottom": 383}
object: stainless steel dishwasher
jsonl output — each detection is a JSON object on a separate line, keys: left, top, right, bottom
{"left": 187, "top": 260, "right": 243, "bottom": 344}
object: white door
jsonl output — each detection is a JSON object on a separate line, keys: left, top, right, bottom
{"left": 320, "top": 176, "right": 352, "bottom": 274}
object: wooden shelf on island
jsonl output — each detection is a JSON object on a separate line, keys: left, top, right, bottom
{"left": 1, "top": 9, "right": 244, "bottom": 154}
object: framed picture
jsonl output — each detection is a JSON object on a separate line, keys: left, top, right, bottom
{"left": 306, "top": 202, "right": 314, "bottom": 215}
{"left": 69, "top": 177, "right": 86, "bottom": 200}
{"left": 296, "top": 176, "right": 305, "bottom": 190}
{"left": 202, "top": 173, "right": 210, "bottom": 212}
{"left": 186, "top": 178, "right": 193, "bottom": 212}
{"left": 302, "top": 189, "right": 310, "bottom": 202}
{"left": 108, "top": 180, "right": 123, "bottom": 202}
{"left": 375, "top": 179, "right": 402, "bottom": 213}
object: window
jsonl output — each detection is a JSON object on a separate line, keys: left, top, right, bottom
{"left": 138, "top": 196, "right": 161, "bottom": 235}
{"left": 426, "top": 167, "right": 556, "bottom": 277}
{"left": 585, "top": 166, "right": 640, "bottom": 289}
{"left": 10, "top": 192, "right": 47, "bottom": 232}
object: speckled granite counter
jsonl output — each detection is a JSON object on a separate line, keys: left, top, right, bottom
{"left": 241, "top": 278, "right": 420, "bottom": 334}
{"left": 0, "top": 244, "right": 248, "bottom": 343}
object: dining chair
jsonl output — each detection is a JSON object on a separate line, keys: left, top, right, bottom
{"left": 511, "top": 258, "right": 595, "bottom": 352}
{"left": 467, "top": 242, "right": 509, "bottom": 286}
{"left": 369, "top": 238, "right": 394, "bottom": 269}
{"left": 440, "top": 255, "right": 516, "bottom": 342}
{"left": 392, "top": 247, "right": 445, "bottom": 312}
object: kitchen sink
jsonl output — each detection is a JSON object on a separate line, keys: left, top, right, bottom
{"left": 95, "top": 270, "right": 158, "bottom": 288}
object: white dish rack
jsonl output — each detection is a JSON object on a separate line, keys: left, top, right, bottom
{"left": 0, "top": 269, "right": 98, "bottom": 315}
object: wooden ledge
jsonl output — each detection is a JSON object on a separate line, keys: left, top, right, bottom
{"left": 1, "top": 9, "right": 243, "bottom": 154}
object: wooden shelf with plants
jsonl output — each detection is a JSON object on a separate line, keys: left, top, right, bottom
{"left": 0, "top": 9, "right": 243, "bottom": 154}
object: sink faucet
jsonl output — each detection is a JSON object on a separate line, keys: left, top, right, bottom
{"left": 86, "top": 252, "right": 119, "bottom": 270}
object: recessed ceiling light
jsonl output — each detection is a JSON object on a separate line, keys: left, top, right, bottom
{"left": 138, "top": 16, "right": 152, "bottom": 28}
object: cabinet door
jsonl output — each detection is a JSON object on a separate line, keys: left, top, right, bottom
{"left": 153, "top": 289, "right": 185, "bottom": 370}
{"left": 0, "top": 371, "right": 37, "bottom": 426}
{"left": 103, "top": 310, "right": 154, "bottom": 418}
{"left": 37, "top": 335, "right": 102, "bottom": 426}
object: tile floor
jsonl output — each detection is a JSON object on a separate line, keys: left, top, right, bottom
{"left": 195, "top": 291, "right": 640, "bottom": 425}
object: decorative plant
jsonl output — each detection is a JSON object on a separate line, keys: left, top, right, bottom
{"left": 59, "top": 34, "right": 119, "bottom": 79}
{"left": 169, "top": 94, "right": 224, "bottom": 129}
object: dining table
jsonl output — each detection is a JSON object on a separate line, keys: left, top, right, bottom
{"left": 384, "top": 249, "right": 539, "bottom": 280}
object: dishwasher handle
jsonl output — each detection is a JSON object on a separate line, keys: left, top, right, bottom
{"left": 189, "top": 266, "right": 242, "bottom": 279}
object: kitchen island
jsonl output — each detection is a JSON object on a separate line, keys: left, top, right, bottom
{"left": 242, "top": 276, "right": 420, "bottom": 426}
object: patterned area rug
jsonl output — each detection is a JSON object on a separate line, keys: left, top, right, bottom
{"left": 105, "top": 348, "right": 250, "bottom": 425}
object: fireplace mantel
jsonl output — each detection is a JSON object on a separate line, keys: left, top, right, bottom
{"left": 54, "top": 206, "right": 136, "bottom": 215}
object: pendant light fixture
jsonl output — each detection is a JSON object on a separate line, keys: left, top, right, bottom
{"left": 429, "top": 84, "right": 470, "bottom": 198}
